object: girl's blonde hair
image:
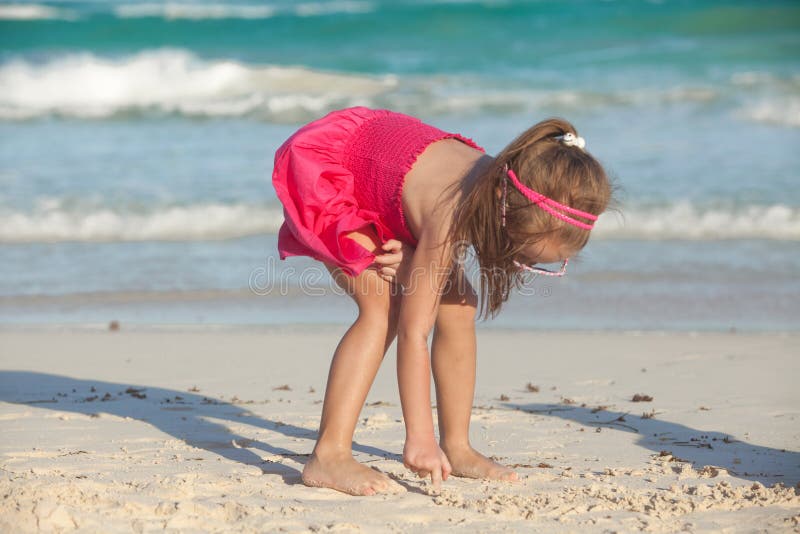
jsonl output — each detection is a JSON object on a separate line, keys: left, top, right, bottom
{"left": 443, "top": 117, "right": 615, "bottom": 319}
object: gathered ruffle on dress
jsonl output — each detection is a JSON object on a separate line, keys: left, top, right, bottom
{"left": 271, "top": 106, "right": 485, "bottom": 277}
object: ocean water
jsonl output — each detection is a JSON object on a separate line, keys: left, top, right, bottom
{"left": 0, "top": 0, "right": 798, "bottom": 330}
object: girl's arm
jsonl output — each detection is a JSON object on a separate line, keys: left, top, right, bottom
{"left": 396, "top": 216, "right": 454, "bottom": 490}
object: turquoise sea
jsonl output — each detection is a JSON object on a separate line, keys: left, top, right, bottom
{"left": 0, "top": 0, "right": 798, "bottom": 330}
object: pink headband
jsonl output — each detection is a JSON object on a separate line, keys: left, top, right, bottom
{"left": 502, "top": 166, "right": 598, "bottom": 230}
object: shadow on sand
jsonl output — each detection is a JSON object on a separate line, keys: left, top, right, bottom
{"left": 507, "top": 402, "right": 799, "bottom": 486}
{"left": 4, "top": 372, "right": 795, "bottom": 488}
{"left": 0, "top": 371, "right": 400, "bottom": 485}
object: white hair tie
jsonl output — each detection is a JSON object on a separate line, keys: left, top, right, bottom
{"left": 557, "top": 132, "right": 586, "bottom": 150}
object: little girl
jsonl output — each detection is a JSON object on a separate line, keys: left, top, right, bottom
{"left": 272, "top": 107, "right": 612, "bottom": 496}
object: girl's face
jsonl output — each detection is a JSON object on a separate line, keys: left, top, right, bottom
{"left": 512, "top": 238, "right": 574, "bottom": 277}
{"left": 515, "top": 238, "right": 573, "bottom": 269}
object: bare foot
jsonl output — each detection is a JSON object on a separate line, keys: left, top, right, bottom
{"left": 302, "top": 451, "right": 404, "bottom": 496}
{"left": 442, "top": 444, "right": 519, "bottom": 481}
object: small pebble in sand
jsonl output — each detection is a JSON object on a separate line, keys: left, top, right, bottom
{"left": 108, "top": 320, "right": 120, "bottom": 331}
{"left": 631, "top": 393, "right": 653, "bottom": 402}
{"left": 366, "top": 400, "right": 393, "bottom": 407}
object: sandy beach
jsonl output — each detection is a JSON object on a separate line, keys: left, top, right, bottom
{"left": 1, "top": 327, "right": 797, "bottom": 532}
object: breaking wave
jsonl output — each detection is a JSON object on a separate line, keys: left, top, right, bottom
{"left": 0, "top": 50, "right": 396, "bottom": 121}
{"left": 0, "top": 4, "right": 77, "bottom": 20}
{"left": 0, "top": 50, "right": 734, "bottom": 122}
{"left": 112, "top": 1, "right": 375, "bottom": 20}
{"left": 1, "top": 200, "right": 797, "bottom": 243}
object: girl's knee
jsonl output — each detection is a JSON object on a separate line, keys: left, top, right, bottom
{"left": 354, "top": 306, "right": 392, "bottom": 345}
{"left": 352, "top": 271, "right": 394, "bottom": 317}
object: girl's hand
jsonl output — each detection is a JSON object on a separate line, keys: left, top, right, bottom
{"left": 372, "top": 239, "right": 410, "bottom": 284}
{"left": 403, "top": 437, "right": 452, "bottom": 492}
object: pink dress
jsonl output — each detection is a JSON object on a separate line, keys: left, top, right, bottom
{"left": 271, "top": 107, "right": 485, "bottom": 276}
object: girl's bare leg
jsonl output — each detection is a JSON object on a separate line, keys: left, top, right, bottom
{"left": 301, "top": 227, "right": 403, "bottom": 496}
{"left": 431, "top": 268, "right": 517, "bottom": 481}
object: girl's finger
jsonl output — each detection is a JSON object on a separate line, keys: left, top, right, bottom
{"left": 382, "top": 239, "right": 402, "bottom": 252}
{"left": 380, "top": 267, "right": 397, "bottom": 276}
{"left": 372, "top": 252, "right": 402, "bottom": 265}
{"left": 431, "top": 468, "right": 443, "bottom": 492}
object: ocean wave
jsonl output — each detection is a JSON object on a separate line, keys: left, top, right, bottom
{"left": 729, "top": 71, "right": 800, "bottom": 127}
{"left": 292, "top": 1, "right": 375, "bottom": 17}
{"left": 114, "top": 3, "right": 278, "bottom": 20}
{"left": 0, "top": 4, "right": 77, "bottom": 20}
{"left": 4, "top": 51, "right": 798, "bottom": 125}
{"left": 737, "top": 98, "right": 800, "bottom": 128}
{"left": 730, "top": 71, "right": 800, "bottom": 91}
{"left": 113, "top": 1, "right": 374, "bottom": 20}
{"left": 1, "top": 201, "right": 797, "bottom": 243}
{"left": 0, "top": 203, "right": 285, "bottom": 243}
{"left": 0, "top": 50, "right": 729, "bottom": 121}
{"left": 0, "top": 1, "right": 376, "bottom": 21}
{"left": 0, "top": 50, "right": 397, "bottom": 120}
{"left": 593, "top": 202, "right": 800, "bottom": 241}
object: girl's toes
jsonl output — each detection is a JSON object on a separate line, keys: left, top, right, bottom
{"left": 505, "top": 471, "right": 518, "bottom": 481}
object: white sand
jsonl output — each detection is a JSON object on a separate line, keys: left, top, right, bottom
{"left": 1, "top": 327, "right": 798, "bottom": 532}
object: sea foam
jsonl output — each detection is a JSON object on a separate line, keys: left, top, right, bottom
{"left": 592, "top": 202, "right": 800, "bottom": 241}
{"left": 0, "top": 4, "right": 77, "bottom": 20}
{"left": 113, "top": 1, "right": 374, "bottom": 20}
{"left": 0, "top": 203, "right": 285, "bottom": 243}
{"left": 0, "top": 50, "right": 396, "bottom": 120}
{"left": 1, "top": 201, "right": 797, "bottom": 243}
{"left": 0, "top": 1, "right": 376, "bottom": 21}
{"left": 0, "top": 50, "right": 733, "bottom": 121}
{"left": 113, "top": 3, "right": 278, "bottom": 20}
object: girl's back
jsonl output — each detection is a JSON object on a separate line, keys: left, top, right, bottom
{"left": 400, "top": 137, "right": 492, "bottom": 245}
